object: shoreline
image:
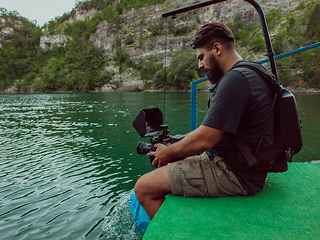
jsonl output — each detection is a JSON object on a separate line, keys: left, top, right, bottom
{"left": 285, "top": 86, "right": 320, "bottom": 93}
{"left": 1, "top": 86, "right": 320, "bottom": 94}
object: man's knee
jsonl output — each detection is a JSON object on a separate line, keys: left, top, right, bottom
{"left": 134, "top": 175, "right": 145, "bottom": 195}
{"left": 134, "top": 174, "right": 150, "bottom": 204}
{"left": 134, "top": 166, "right": 171, "bottom": 202}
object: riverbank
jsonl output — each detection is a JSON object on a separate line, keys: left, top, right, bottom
{"left": 145, "top": 86, "right": 320, "bottom": 94}
{"left": 2, "top": 86, "right": 320, "bottom": 94}
{"left": 286, "top": 86, "right": 320, "bottom": 93}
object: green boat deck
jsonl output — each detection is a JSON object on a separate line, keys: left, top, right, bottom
{"left": 143, "top": 162, "right": 320, "bottom": 240}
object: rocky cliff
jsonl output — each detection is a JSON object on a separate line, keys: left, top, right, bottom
{"left": 87, "top": 0, "right": 301, "bottom": 55}
{"left": 1, "top": 0, "right": 317, "bottom": 94}
{"left": 21, "top": 0, "right": 309, "bottom": 91}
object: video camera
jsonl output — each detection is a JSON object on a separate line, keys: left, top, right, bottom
{"left": 132, "top": 108, "right": 184, "bottom": 164}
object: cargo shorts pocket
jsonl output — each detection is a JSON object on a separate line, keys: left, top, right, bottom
{"left": 212, "top": 156, "right": 247, "bottom": 196}
{"left": 180, "top": 156, "right": 208, "bottom": 198}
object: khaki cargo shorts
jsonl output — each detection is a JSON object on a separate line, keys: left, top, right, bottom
{"left": 167, "top": 152, "right": 248, "bottom": 198}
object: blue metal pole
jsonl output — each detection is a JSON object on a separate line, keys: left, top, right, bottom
{"left": 258, "top": 42, "right": 320, "bottom": 64}
{"left": 190, "top": 78, "right": 207, "bottom": 131}
{"left": 190, "top": 42, "right": 320, "bottom": 131}
{"left": 191, "top": 82, "right": 198, "bottom": 131}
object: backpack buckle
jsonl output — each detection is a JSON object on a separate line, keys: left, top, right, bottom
{"left": 285, "top": 148, "right": 293, "bottom": 163}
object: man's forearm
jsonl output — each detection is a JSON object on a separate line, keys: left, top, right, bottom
{"left": 149, "top": 125, "right": 225, "bottom": 167}
{"left": 165, "top": 125, "right": 225, "bottom": 159}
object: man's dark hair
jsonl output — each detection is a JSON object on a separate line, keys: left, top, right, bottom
{"left": 191, "top": 23, "right": 235, "bottom": 51}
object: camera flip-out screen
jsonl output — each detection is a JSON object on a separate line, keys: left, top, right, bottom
{"left": 132, "top": 108, "right": 163, "bottom": 138}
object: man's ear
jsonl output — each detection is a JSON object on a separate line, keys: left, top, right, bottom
{"left": 212, "top": 42, "right": 222, "bottom": 56}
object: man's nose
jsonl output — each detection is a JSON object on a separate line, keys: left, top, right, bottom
{"left": 199, "top": 60, "right": 204, "bottom": 69}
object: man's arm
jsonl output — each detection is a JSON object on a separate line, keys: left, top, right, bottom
{"left": 148, "top": 125, "right": 225, "bottom": 167}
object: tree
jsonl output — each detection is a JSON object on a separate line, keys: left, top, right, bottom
{"left": 307, "top": 3, "right": 320, "bottom": 39}
{"left": 152, "top": 70, "right": 166, "bottom": 89}
{"left": 167, "top": 49, "right": 202, "bottom": 90}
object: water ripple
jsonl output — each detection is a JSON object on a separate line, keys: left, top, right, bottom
{"left": 0, "top": 93, "right": 146, "bottom": 239}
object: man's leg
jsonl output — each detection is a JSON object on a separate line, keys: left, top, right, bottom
{"left": 134, "top": 165, "right": 171, "bottom": 220}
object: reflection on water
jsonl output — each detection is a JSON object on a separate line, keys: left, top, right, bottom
{"left": 0, "top": 92, "right": 318, "bottom": 239}
{"left": 0, "top": 93, "right": 158, "bottom": 240}
{"left": 293, "top": 94, "right": 320, "bottom": 162}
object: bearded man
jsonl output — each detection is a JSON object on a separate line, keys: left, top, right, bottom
{"left": 134, "top": 22, "right": 275, "bottom": 219}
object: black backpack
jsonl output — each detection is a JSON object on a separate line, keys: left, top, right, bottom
{"left": 232, "top": 61, "right": 303, "bottom": 173}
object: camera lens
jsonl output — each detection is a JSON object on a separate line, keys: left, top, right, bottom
{"left": 136, "top": 141, "right": 153, "bottom": 154}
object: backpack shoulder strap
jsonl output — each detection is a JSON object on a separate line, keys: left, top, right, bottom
{"left": 231, "top": 61, "right": 283, "bottom": 168}
{"left": 233, "top": 61, "right": 280, "bottom": 92}
{"left": 231, "top": 93, "right": 277, "bottom": 167}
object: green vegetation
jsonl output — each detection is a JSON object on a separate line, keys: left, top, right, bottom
{"left": 80, "top": 0, "right": 165, "bottom": 11}
{"left": 0, "top": 9, "right": 42, "bottom": 91}
{"left": 113, "top": 46, "right": 163, "bottom": 80}
{"left": 306, "top": 3, "right": 320, "bottom": 39}
{"left": 228, "top": 1, "right": 320, "bottom": 87}
{"left": 139, "top": 58, "right": 163, "bottom": 81}
{"left": 124, "top": 34, "right": 135, "bottom": 45}
{"left": 0, "top": 7, "right": 112, "bottom": 93}
{"left": 0, "top": 0, "right": 169, "bottom": 93}
{"left": 0, "top": 0, "right": 319, "bottom": 93}
{"left": 35, "top": 39, "right": 111, "bottom": 92}
{"left": 167, "top": 49, "right": 203, "bottom": 90}
{"left": 148, "top": 17, "right": 195, "bottom": 37}
{"left": 152, "top": 70, "right": 166, "bottom": 88}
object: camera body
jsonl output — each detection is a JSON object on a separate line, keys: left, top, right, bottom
{"left": 132, "top": 108, "right": 184, "bottom": 164}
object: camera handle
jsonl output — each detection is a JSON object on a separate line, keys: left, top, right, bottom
{"left": 159, "top": 124, "right": 169, "bottom": 135}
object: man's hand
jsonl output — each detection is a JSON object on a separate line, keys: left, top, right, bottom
{"left": 147, "top": 143, "right": 171, "bottom": 168}
{"left": 147, "top": 125, "right": 225, "bottom": 168}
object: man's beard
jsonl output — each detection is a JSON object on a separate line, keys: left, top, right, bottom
{"left": 205, "top": 54, "right": 224, "bottom": 85}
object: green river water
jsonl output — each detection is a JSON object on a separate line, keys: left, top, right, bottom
{"left": 0, "top": 92, "right": 319, "bottom": 240}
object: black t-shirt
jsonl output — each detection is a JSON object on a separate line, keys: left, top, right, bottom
{"left": 202, "top": 60, "right": 274, "bottom": 195}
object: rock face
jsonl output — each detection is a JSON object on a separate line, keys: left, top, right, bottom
{"left": 40, "top": 34, "right": 72, "bottom": 51}
{"left": 37, "top": 0, "right": 304, "bottom": 91}
{"left": 89, "top": 0, "right": 302, "bottom": 55}
{"left": 1, "top": 27, "right": 14, "bottom": 34}
{"left": 85, "top": 0, "right": 302, "bottom": 91}
{"left": 0, "top": 16, "right": 16, "bottom": 49}
{"left": 39, "top": 3, "right": 98, "bottom": 52}
{"left": 66, "top": 7, "right": 99, "bottom": 23}
{"left": 0, "top": 27, "right": 13, "bottom": 49}
{"left": 202, "top": 0, "right": 301, "bottom": 23}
